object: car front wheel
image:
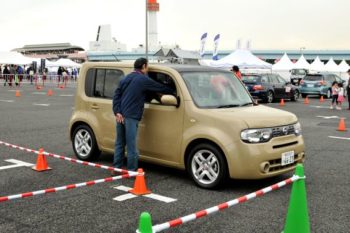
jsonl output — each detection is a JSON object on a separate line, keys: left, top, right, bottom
{"left": 326, "top": 89, "right": 331, "bottom": 99}
{"left": 187, "top": 144, "right": 227, "bottom": 189}
{"left": 72, "top": 125, "right": 100, "bottom": 161}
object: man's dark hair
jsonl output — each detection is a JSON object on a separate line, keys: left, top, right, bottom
{"left": 232, "top": 65, "right": 239, "bottom": 72}
{"left": 134, "top": 58, "right": 148, "bottom": 70}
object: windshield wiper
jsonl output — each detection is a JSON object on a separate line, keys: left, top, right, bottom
{"left": 217, "top": 104, "right": 240, "bottom": 108}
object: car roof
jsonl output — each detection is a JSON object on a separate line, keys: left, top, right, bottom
{"left": 154, "top": 64, "right": 231, "bottom": 73}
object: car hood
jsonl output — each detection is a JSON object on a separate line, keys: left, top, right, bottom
{"left": 212, "top": 105, "right": 298, "bottom": 128}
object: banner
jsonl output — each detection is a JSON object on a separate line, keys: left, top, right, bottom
{"left": 212, "top": 34, "right": 220, "bottom": 60}
{"left": 199, "top": 33, "right": 208, "bottom": 58}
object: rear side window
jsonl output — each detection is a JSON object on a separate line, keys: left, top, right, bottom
{"left": 85, "top": 68, "right": 124, "bottom": 99}
{"left": 304, "top": 75, "right": 322, "bottom": 81}
{"left": 242, "top": 75, "right": 261, "bottom": 83}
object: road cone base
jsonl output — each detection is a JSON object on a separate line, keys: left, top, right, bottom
{"left": 337, "top": 129, "right": 347, "bottom": 132}
{"left": 32, "top": 166, "right": 52, "bottom": 172}
{"left": 129, "top": 189, "right": 151, "bottom": 196}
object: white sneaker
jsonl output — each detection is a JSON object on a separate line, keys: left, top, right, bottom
{"left": 336, "top": 107, "right": 341, "bottom": 110}
{"left": 330, "top": 106, "right": 333, "bottom": 109}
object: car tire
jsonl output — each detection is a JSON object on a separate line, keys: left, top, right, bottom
{"left": 266, "top": 91, "right": 274, "bottom": 103}
{"left": 72, "top": 125, "right": 100, "bottom": 161}
{"left": 187, "top": 143, "right": 227, "bottom": 189}
{"left": 326, "top": 89, "right": 331, "bottom": 99}
{"left": 291, "top": 90, "right": 299, "bottom": 101}
{"left": 301, "top": 93, "right": 307, "bottom": 98}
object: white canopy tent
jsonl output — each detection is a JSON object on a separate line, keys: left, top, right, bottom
{"left": 293, "top": 55, "right": 310, "bottom": 69}
{"left": 338, "top": 59, "right": 350, "bottom": 72}
{"left": 0, "top": 52, "right": 33, "bottom": 65}
{"left": 324, "top": 57, "right": 340, "bottom": 72}
{"left": 272, "top": 53, "right": 294, "bottom": 71}
{"left": 204, "top": 49, "right": 272, "bottom": 70}
{"left": 46, "top": 58, "right": 82, "bottom": 68}
{"left": 309, "top": 56, "right": 325, "bottom": 72}
{"left": 272, "top": 53, "right": 295, "bottom": 80}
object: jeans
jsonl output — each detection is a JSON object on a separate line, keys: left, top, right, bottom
{"left": 113, "top": 118, "right": 139, "bottom": 171}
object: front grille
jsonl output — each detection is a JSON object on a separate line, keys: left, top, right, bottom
{"left": 272, "top": 125, "right": 295, "bottom": 138}
{"left": 268, "top": 154, "right": 299, "bottom": 172}
{"left": 273, "top": 141, "right": 298, "bottom": 149}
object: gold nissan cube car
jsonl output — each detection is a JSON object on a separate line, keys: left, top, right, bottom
{"left": 69, "top": 62, "right": 305, "bottom": 188}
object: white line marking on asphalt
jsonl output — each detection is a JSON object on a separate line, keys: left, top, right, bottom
{"left": 310, "top": 105, "right": 330, "bottom": 109}
{"left": 113, "top": 193, "right": 138, "bottom": 201}
{"left": 144, "top": 193, "right": 177, "bottom": 203}
{"left": 32, "top": 92, "right": 46, "bottom": 95}
{"left": 0, "top": 159, "right": 34, "bottom": 170}
{"left": 33, "top": 103, "right": 50, "bottom": 106}
{"left": 114, "top": 185, "right": 132, "bottom": 192}
{"left": 0, "top": 99, "right": 14, "bottom": 103}
{"left": 112, "top": 185, "right": 177, "bottom": 203}
{"left": 59, "top": 94, "right": 73, "bottom": 97}
{"left": 316, "top": 116, "right": 342, "bottom": 119}
{"left": 328, "top": 136, "right": 350, "bottom": 140}
{"left": 8, "top": 90, "right": 20, "bottom": 92}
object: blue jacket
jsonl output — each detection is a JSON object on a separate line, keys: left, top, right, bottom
{"left": 112, "top": 71, "right": 174, "bottom": 121}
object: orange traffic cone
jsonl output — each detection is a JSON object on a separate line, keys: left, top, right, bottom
{"left": 304, "top": 96, "right": 309, "bottom": 105}
{"left": 280, "top": 98, "right": 285, "bottom": 106}
{"left": 47, "top": 89, "right": 53, "bottom": 96}
{"left": 36, "top": 85, "right": 42, "bottom": 90}
{"left": 320, "top": 96, "right": 324, "bottom": 103}
{"left": 129, "top": 168, "right": 151, "bottom": 195}
{"left": 15, "top": 90, "right": 21, "bottom": 97}
{"left": 59, "top": 85, "right": 65, "bottom": 89}
{"left": 32, "top": 148, "right": 52, "bottom": 172}
{"left": 337, "top": 118, "right": 347, "bottom": 132}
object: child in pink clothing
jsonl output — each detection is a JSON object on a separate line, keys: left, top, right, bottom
{"left": 337, "top": 83, "right": 344, "bottom": 110}
{"left": 330, "top": 81, "right": 339, "bottom": 109}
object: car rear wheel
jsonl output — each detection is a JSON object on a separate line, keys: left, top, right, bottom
{"left": 187, "top": 143, "right": 227, "bottom": 189}
{"left": 72, "top": 125, "right": 100, "bottom": 161}
{"left": 266, "top": 91, "right": 274, "bottom": 103}
{"left": 291, "top": 90, "right": 299, "bottom": 101}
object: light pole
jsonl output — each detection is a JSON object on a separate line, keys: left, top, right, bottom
{"left": 145, "top": 0, "right": 149, "bottom": 60}
{"left": 300, "top": 47, "right": 305, "bottom": 56}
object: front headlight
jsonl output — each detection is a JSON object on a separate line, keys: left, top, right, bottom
{"left": 294, "top": 122, "right": 302, "bottom": 136}
{"left": 241, "top": 128, "right": 272, "bottom": 143}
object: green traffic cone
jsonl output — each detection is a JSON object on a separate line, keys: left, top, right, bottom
{"left": 137, "top": 212, "right": 153, "bottom": 233}
{"left": 282, "top": 164, "right": 310, "bottom": 233}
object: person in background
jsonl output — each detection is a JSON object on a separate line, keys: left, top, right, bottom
{"left": 346, "top": 69, "right": 350, "bottom": 110}
{"left": 3, "top": 65, "right": 10, "bottom": 86}
{"left": 337, "top": 82, "right": 344, "bottom": 110}
{"left": 231, "top": 65, "right": 242, "bottom": 79}
{"left": 330, "top": 81, "right": 339, "bottom": 110}
{"left": 112, "top": 58, "right": 174, "bottom": 172}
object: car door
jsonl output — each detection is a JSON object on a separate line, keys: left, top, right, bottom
{"left": 269, "top": 74, "right": 283, "bottom": 98}
{"left": 137, "top": 71, "right": 184, "bottom": 165}
{"left": 86, "top": 68, "right": 126, "bottom": 150}
{"left": 276, "top": 74, "right": 290, "bottom": 98}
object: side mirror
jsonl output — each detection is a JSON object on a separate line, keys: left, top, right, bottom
{"left": 161, "top": 95, "right": 178, "bottom": 106}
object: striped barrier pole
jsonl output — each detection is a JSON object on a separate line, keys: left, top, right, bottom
{"left": 0, "top": 140, "right": 139, "bottom": 176}
{"left": 137, "top": 175, "right": 303, "bottom": 233}
{"left": 0, "top": 174, "right": 133, "bottom": 203}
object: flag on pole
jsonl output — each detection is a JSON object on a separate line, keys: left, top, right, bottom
{"left": 212, "top": 34, "right": 220, "bottom": 60}
{"left": 199, "top": 33, "right": 208, "bottom": 58}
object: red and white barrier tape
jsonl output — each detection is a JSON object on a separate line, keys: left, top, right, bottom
{"left": 0, "top": 140, "right": 138, "bottom": 176}
{"left": 0, "top": 174, "right": 133, "bottom": 203}
{"left": 148, "top": 175, "right": 302, "bottom": 233}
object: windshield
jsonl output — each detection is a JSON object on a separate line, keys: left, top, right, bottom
{"left": 181, "top": 71, "right": 253, "bottom": 108}
{"left": 304, "top": 75, "right": 322, "bottom": 81}
{"left": 242, "top": 75, "right": 261, "bottom": 83}
{"left": 291, "top": 69, "right": 307, "bottom": 75}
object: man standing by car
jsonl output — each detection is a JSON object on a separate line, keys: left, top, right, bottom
{"left": 112, "top": 58, "right": 174, "bottom": 172}
{"left": 347, "top": 69, "right": 350, "bottom": 110}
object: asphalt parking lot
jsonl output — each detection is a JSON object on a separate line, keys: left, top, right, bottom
{"left": 0, "top": 83, "right": 349, "bottom": 233}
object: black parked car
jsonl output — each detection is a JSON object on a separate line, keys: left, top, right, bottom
{"left": 242, "top": 73, "right": 300, "bottom": 103}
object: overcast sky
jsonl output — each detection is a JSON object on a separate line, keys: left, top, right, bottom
{"left": 1, "top": 0, "right": 349, "bottom": 52}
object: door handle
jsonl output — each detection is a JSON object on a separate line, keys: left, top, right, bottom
{"left": 91, "top": 104, "right": 99, "bottom": 110}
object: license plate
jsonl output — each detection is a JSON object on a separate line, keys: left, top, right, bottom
{"left": 281, "top": 151, "right": 295, "bottom": 166}
{"left": 307, "top": 84, "right": 314, "bottom": 87}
